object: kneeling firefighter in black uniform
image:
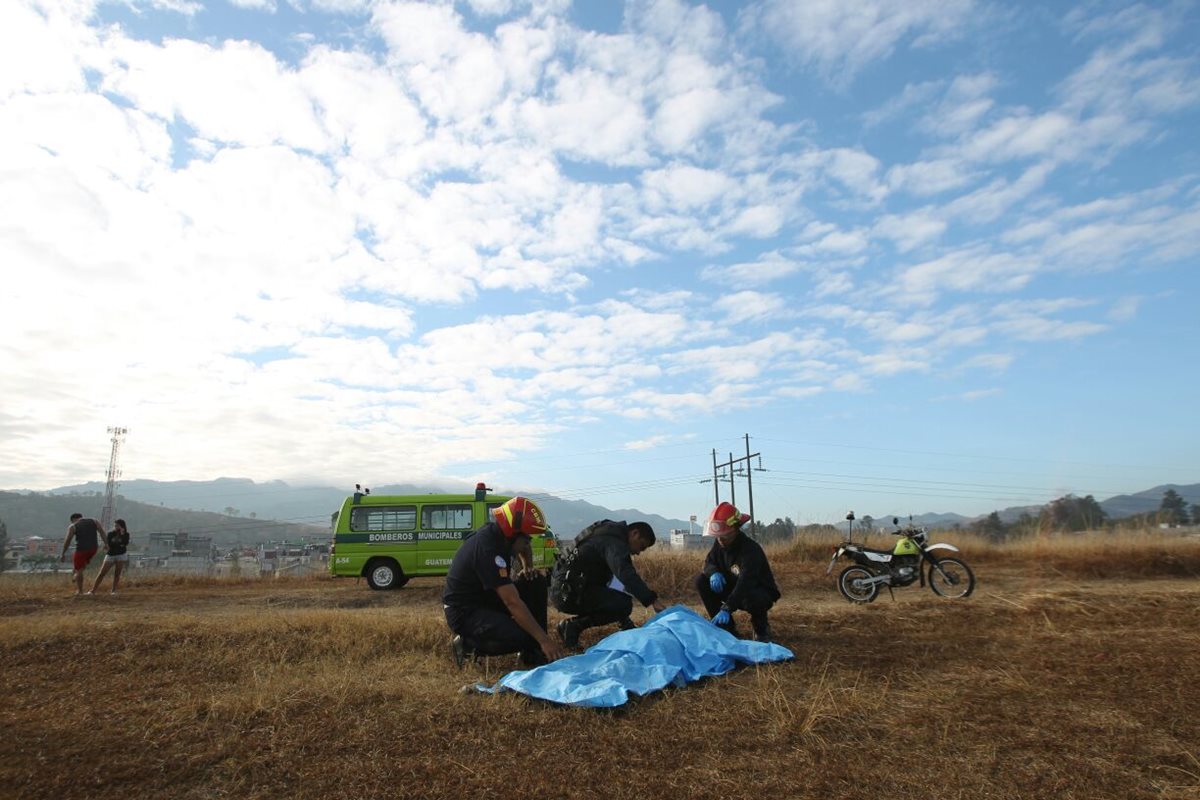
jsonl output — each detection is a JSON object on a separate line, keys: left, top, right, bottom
{"left": 695, "top": 502, "right": 781, "bottom": 642}
{"left": 442, "top": 496, "right": 565, "bottom": 667}
{"left": 550, "top": 520, "right": 666, "bottom": 649}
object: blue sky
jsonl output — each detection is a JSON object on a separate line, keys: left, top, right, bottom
{"left": 2, "top": 0, "right": 1197, "bottom": 527}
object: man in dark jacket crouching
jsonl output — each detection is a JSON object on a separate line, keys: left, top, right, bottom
{"left": 695, "top": 502, "right": 781, "bottom": 642}
{"left": 550, "top": 520, "right": 666, "bottom": 649}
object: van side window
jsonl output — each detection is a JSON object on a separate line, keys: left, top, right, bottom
{"left": 422, "top": 504, "right": 473, "bottom": 530}
{"left": 350, "top": 506, "right": 417, "bottom": 532}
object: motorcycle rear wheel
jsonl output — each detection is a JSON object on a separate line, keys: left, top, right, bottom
{"left": 927, "top": 557, "right": 975, "bottom": 599}
{"left": 838, "top": 565, "right": 879, "bottom": 603}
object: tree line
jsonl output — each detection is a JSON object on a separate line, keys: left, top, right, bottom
{"left": 738, "top": 489, "right": 1196, "bottom": 545}
{"left": 965, "top": 489, "right": 1197, "bottom": 541}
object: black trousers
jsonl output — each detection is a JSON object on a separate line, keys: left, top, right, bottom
{"left": 554, "top": 584, "right": 634, "bottom": 629}
{"left": 694, "top": 573, "right": 775, "bottom": 631}
{"left": 445, "top": 574, "right": 549, "bottom": 665}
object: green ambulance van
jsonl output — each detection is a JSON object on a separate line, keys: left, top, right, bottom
{"left": 328, "top": 484, "right": 557, "bottom": 589}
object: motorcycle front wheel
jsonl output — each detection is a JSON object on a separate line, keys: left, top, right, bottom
{"left": 927, "top": 557, "right": 975, "bottom": 599}
{"left": 838, "top": 565, "right": 879, "bottom": 603}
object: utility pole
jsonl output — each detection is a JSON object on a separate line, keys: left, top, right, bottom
{"left": 100, "top": 426, "right": 127, "bottom": 531}
{"left": 709, "top": 434, "right": 766, "bottom": 539}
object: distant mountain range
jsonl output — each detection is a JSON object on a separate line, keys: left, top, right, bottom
{"left": 6, "top": 478, "right": 1195, "bottom": 542}
{"left": 0, "top": 488, "right": 326, "bottom": 547}
{"left": 33, "top": 478, "right": 695, "bottom": 543}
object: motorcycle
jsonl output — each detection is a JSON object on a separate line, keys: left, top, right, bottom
{"left": 826, "top": 512, "right": 975, "bottom": 603}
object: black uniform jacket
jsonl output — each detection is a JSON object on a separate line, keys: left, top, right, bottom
{"left": 442, "top": 522, "right": 515, "bottom": 613}
{"left": 701, "top": 532, "right": 781, "bottom": 611}
{"left": 572, "top": 521, "right": 658, "bottom": 607}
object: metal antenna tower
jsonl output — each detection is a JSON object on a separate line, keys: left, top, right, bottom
{"left": 100, "top": 426, "right": 128, "bottom": 531}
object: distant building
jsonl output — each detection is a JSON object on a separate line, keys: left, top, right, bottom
{"left": 256, "top": 539, "right": 328, "bottom": 576}
{"left": 147, "top": 531, "right": 214, "bottom": 560}
{"left": 164, "top": 554, "right": 212, "bottom": 573}
{"left": 147, "top": 532, "right": 176, "bottom": 557}
{"left": 670, "top": 529, "right": 707, "bottom": 551}
{"left": 25, "top": 536, "right": 60, "bottom": 556}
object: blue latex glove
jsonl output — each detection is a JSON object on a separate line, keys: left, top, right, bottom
{"left": 709, "top": 572, "right": 726, "bottom": 593}
{"left": 712, "top": 609, "right": 731, "bottom": 627}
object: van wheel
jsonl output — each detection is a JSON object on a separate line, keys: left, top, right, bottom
{"left": 364, "top": 559, "right": 406, "bottom": 590}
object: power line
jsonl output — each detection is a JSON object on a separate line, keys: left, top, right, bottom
{"left": 766, "top": 468, "right": 1089, "bottom": 496}
{"left": 752, "top": 477, "right": 1048, "bottom": 506}
{"left": 755, "top": 435, "right": 1170, "bottom": 472}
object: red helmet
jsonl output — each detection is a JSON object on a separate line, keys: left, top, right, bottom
{"left": 705, "top": 501, "right": 749, "bottom": 536}
{"left": 493, "top": 496, "right": 548, "bottom": 538}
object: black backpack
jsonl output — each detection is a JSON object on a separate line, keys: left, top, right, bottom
{"left": 550, "top": 520, "right": 623, "bottom": 610}
{"left": 550, "top": 547, "right": 585, "bottom": 611}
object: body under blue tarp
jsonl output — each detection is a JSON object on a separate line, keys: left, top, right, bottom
{"left": 475, "top": 605, "right": 794, "bottom": 707}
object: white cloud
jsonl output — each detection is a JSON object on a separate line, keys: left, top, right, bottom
{"left": 861, "top": 78, "right": 941, "bottom": 128}
{"left": 886, "top": 159, "right": 976, "bottom": 196}
{"left": 818, "top": 147, "right": 887, "bottom": 203}
{"left": 896, "top": 247, "right": 1037, "bottom": 303}
{"left": 466, "top": 0, "right": 514, "bottom": 16}
{"left": 749, "top": 0, "right": 977, "bottom": 85}
{"left": 860, "top": 351, "right": 930, "bottom": 376}
{"left": 1059, "top": 3, "right": 1200, "bottom": 119}
{"left": 714, "top": 290, "right": 789, "bottom": 323}
{"left": 944, "top": 163, "right": 1053, "bottom": 225}
{"left": 143, "top": 0, "right": 203, "bottom": 13}
{"left": 992, "top": 316, "right": 1107, "bottom": 342}
{"left": 642, "top": 164, "right": 735, "bottom": 210}
{"left": 776, "top": 385, "right": 824, "bottom": 399}
{"left": 962, "top": 353, "right": 1013, "bottom": 372}
{"left": 652, "top": 85, "right": 727, "bottom": 153}
{"left": 667, "top": 331, "right": 834, "bottom": 385}
{"left": 0, "top": 0, "right": 97, "bottom": 99}
{"left": 700, "top": 252, "right": 801, "bottom": 286}
{"left": 831, "top": 373, "right": 868, "bottom": 392}
{"left": 957, "top": 111, "right": 1076, "bottom": 163}
{"left": 300, "top": 47, "right": 428, "bottom": 159}
{"left": 801, "top": 304, "right": 941, "bottom": 346}
{"left": 924, "top": 73, "right": 999, "bottom": 136}
{"left": 811, "top": 227, "right": 869, "bottom": 255}
{"left": 103, "top": 36, "right": 329, "bottom": 152}
{"left": 873, "top": 210, "right": 947, "bottom": 252}
{"left": 516, "top": 69, "right": 651, "bottom": 164}
{"left": 624, "top": 434, "right": 672, "bottom": 451}
{"left": 1, "top": 91, "right": 171, "bottom": 183}
{"left": 987, "top": 299, "right": 1108, "bottom": 342}
{"left": 228, "top": 0, "right": 276, "bottom": 10}
{"left": 727, "top": 204, "right": 784, "bottom": 237}
{"left": 1107, "top": 295, "right": 1142, "bottom": 323}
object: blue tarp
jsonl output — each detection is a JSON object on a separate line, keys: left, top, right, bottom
{"left": 475, "top": 604, "right": 794, "bottom": 707}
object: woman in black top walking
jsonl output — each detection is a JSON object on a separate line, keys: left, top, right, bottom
{"left": 89, "top": 519, "right": 130, "bottom": 595}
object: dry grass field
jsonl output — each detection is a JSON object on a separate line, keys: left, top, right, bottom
{"left": 2, "top": 531, "right": 1199, "bottom": 800}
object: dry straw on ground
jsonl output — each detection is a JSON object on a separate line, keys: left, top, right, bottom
{"left": 2, "top": 531, "right": 1198, "bottom": 800}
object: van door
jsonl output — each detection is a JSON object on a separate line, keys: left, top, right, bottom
{"left": 416, "top": 502, "right": 475, "bottom": 574}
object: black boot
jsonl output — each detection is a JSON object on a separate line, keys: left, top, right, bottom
{"left": 451, "top": 635, "right": 474, "bottom": 668}
{"left": 751, "top": 613, "right": 772, "bottom": 643}
{"left": 519, "top": 647, "right": 548, "bottom": 667}
{"left": 618, "top": 616, "right": 636, "bottom": 631}
{"left": 557, "top": 617, "right": 585, "bottom": 648}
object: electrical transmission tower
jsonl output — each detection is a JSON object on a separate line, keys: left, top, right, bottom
{"left": 100, "top": 426, "right": 128, "bottom": 531}
{"left": 705, "top": 433, "right": 767, "bottom": 539}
